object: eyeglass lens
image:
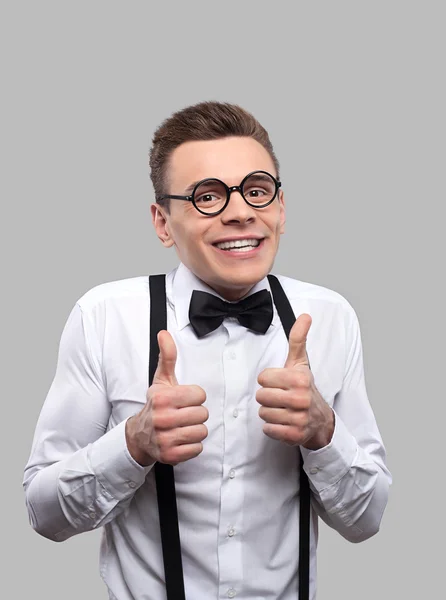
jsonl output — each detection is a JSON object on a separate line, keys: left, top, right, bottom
{"left": 193, "top": 172, "right": 277, "bottom": 214}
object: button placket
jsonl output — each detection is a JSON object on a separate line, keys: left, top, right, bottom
{"left": 218, "top": 324, "right": 247, "bottom": 595}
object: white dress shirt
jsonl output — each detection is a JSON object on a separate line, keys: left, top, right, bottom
{"left": 23, "top": 262, "right": 391, "bottom": 600}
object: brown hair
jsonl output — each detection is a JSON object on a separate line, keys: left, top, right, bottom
{"left": 149, "top": 101, "right": 280, "bottom": 213}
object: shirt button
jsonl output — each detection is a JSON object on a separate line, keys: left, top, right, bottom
{"left": 309, "top": 467, "right": 319, "bottom": 475}
{"left": 228, "top": 527, "right": 236, "bottom": 537}
{"left": 89, "top": 512, "right": 96, "bottom": 519}
{"left": 128, "top": 481, "right": 137, "bottom": 488}
{"left": 227, "top": 351, "right": 236, "bottom": 360}
{"left": 229, "top": 469, "right": 236, "bottom": 479}
{"left": 227, "top": 589, "right": 236, "bottom": 598}
{"left": 232, "top": 409, "right": 239, "bottom": 418}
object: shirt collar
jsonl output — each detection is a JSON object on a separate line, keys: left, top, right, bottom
{"left": 167, "top": 262, "right": 277, "bottom": 332}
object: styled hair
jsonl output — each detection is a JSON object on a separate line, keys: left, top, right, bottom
{"left": 149, "top": 101, "right": 280, "bottom": 213}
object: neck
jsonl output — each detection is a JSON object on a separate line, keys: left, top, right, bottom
{"left": 204, "top": 281, "right": 258, "bottom": 302}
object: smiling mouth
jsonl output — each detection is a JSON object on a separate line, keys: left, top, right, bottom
{"left": 213, "top": 238, "right": 264, "bottom": 252}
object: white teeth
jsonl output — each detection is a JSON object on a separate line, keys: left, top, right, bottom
{"left": 216, "top": 238, "right": 261, "bottom": 250}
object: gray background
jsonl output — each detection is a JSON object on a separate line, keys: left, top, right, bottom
{"left": 2, "top": 1, "right": 444, "bottom": 598}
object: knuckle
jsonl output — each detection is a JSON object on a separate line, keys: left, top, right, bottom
{"left": 285, "top": 437, "right": 298, "bottom": 447}
{"left": 173, "top": 428, "right": 185, "bottom": 445}
{"left": 158, "top": 450, "right": 168, "bottom": 463}
{"left": 155, "top": 430, "right": 165, "bottom": 448}
{"left": 301, "top": 410, "right": 310, "bottom": 426}
{"left": 303, "top": 391, "right": 312, "bottom": 407}
{"left": 151, "top": 411, "right": 163, "bottom": 430}
{"left": 151, "top": 412, "right": 161, "bottom": 430}
{"left": 288, "top": 372, "right": 300, "bottom": 388}
{"left": 292, "top": 370, "right": 311, "bottom": 388}
{"left": 150, "top": 389, "right": 167, "bottom": 409}
{"left": 170, "top": 442, "right": 203, "bottom": 465}
{"left": 285, "top": 428, "right": 300, "bottom": 446}
{"left": 160, "top": 452, "right": 181, "bottom": 466}
{"left": 294, "top": 389, "right": 311, "bottom": 409}
{"left": 300, "top": 371, "right": 312, "bottom": 388}
{"left": 157, "top": 430, "right": 173, "bottom": 449}
{"left": 152, "top": 410, "right": 172, "bottom": 431}
{"left": 166, "top": 447, "right": 182, "bottom": 464}
{"left": 291, "top": 411, "right": 306, "bottom": 429}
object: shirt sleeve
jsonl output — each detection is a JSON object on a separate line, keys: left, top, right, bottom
{"left": 23, "top": 302, "right": 154, "bottom": 542}
{"left": 300, "top": 300, "right": 392, "bottom": 543}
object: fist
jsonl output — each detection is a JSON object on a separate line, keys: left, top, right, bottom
{"left": 126, "top": 330, "right": 209, "bottom": 466}
{"left": 256, "top": 314, "right": 334, "bottom": 449}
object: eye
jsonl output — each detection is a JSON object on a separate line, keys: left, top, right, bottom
{"left": 196, "top": 193, "right": 218, "bottom": 203}
{"left": 245, "top": 188, "right": 266, "bottom": 198}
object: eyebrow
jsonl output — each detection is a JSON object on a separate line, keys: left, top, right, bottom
{"left": 247, "top": 174, "right": 273, "bottom": 183}
{"left": 183, "top": 173, "right": 275, "bottom": 195}
{"left": 184, "top": 180, "right": 202, "bottom": 195}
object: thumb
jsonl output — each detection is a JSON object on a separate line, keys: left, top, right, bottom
{"left": 153, "top": 330, "right": 178, "bottom": 386}
{"left": 284, "top": 313, "right": 312, "bottom": 369}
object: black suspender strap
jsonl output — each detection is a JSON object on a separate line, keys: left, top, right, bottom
{"left": 149, "top": 274, "right": 186, "bottom": 600}
{"left": 149, "top": 273, "right": 311, "bottom": 600}
{"left": 267, "top": 274, "right": 311, "bottom": 600}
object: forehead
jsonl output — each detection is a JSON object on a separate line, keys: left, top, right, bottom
{"left": 167, "top": 137, "right": 276, "bottom": 189}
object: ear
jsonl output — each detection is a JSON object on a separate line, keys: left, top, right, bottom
{"left": 151, "top": 203, "right": 175, "bottom": 248}
{"left": 278, "top": 190, "right": 286, "bottom": 234}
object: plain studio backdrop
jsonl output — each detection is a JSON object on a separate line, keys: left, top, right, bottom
{"left": 2, "top": 1, "right": 444, "bottom": 598}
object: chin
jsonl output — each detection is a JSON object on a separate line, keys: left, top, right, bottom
{"left": 191, "top": 252, "right": 274, "bottom": 293}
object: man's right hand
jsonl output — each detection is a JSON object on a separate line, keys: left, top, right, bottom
{"left": 125, "top": 330, "right": 209, "bottom": 467}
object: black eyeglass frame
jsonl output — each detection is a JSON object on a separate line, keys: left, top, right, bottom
{"left": 157, "top": 170, "right": 282, "bottom": 216}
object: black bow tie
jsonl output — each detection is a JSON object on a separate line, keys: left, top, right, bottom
{"left": 188, "top": 289, "right": 273, "bottom": 338}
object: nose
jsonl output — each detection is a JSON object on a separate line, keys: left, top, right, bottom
{"left": 220, "top": 188, "right": 256, "bottom": 224}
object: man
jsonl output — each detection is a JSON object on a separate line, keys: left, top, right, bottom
{"left": 23, "top": 101, "right": 391, "bottom": 599}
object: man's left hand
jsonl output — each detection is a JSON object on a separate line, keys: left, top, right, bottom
{"left": 256, "top": 314, "right": 335, "bottom": 450}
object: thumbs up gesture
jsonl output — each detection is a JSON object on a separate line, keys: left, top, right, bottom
{"left": 256, "top": 314, "right": 334, "bottom": 450}
{"left": 125, "top": 330, "right": 209, "bottom": 466}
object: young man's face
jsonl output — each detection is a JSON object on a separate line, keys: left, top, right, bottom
{"left": 151, "top": 136, "right": 286, "bottom": 301}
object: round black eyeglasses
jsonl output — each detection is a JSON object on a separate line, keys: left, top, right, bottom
{"left": 157, "top": 170, "right": 281, "bottom": 216}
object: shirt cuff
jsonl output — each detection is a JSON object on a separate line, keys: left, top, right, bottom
{"left": 89, "top": 418, "right": 154, "bottom": 501}
{"left": 300, "top": 411, "right": 358, "bottom": 492}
